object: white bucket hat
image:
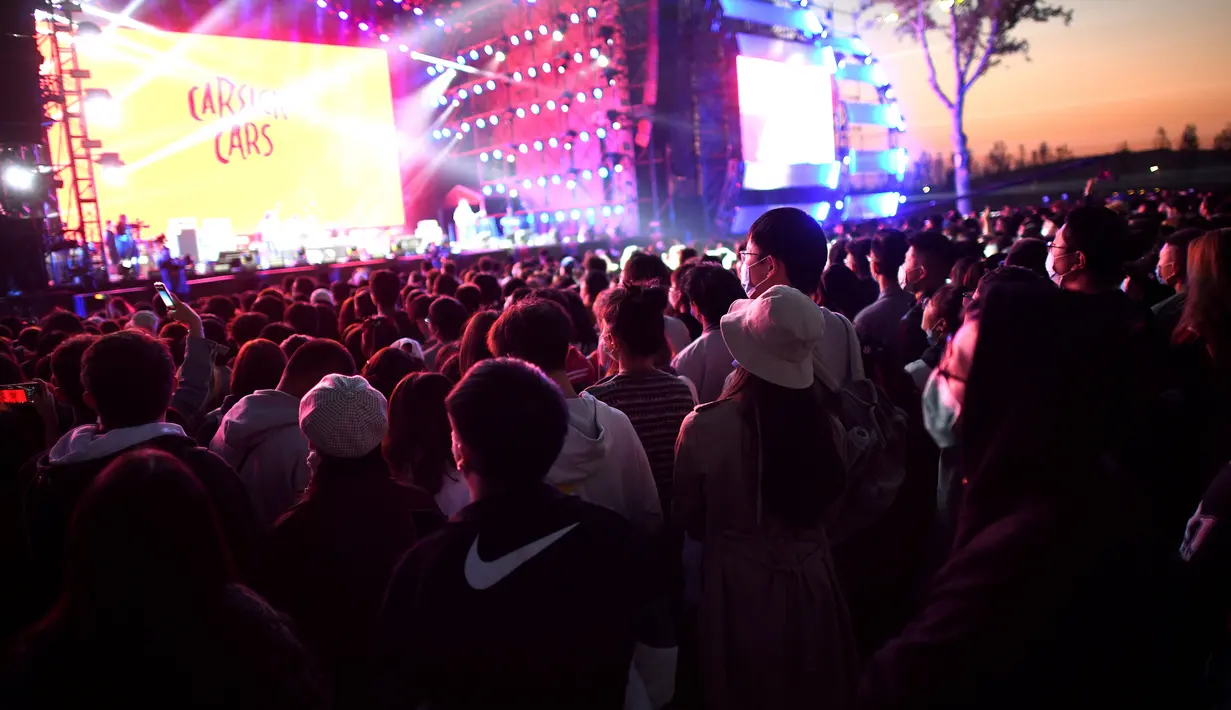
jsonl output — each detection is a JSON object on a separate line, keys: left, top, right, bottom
{"left": 720, "top": 285, "right": 823, "bottom": 390}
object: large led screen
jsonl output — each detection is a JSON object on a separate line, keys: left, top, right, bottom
{"left": 735, "top": 54, "right": 836, "bottom": 189}
{"left": 65, "top": 29, "right": 404, "bottom": 236}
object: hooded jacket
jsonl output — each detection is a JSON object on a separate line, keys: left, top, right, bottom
{"left": 14, "top": 423, "right": 259, "bottom": 630}
{"left": 547, "top": 393, "right": 662, "bottom": 535}
{"left": 209, "top": 389, "right": 309, "bottom": 529}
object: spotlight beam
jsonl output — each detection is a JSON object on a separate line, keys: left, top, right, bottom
{"left": 409, "top": 51, "right": 479, "bottom": 75}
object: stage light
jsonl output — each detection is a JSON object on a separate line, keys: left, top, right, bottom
{"left": 442, "top": 128, "right": 452, "bottom": 137}
{"left": 551, "top": 175, "right": 561, "bottom": 185}
{"left": 483, "top": 185, "right": 493, "bottom": 196}
{"left": 555, "top": 211, "right": 565, "bottom": 222}
{"left": 510, "top": 189, "right": 520, "bottom": 198}
{"left": 495, "top": 51, "right": 506, "bottom": 61}
{"left": 316, "top": 0, "right": 326, "bottom": 7}
{"left": 3, "top": 166, "right": 35, "bottom": 192}
{"left": 437, "top": 96, "right": 447, "bottom": 106}
{"left": 480, "top": 152, "right": 489, "bottom": 161}
{"left": 542, "top": 62, "right": 551, "bottom": 72}
{"left": 338, "top": 11, "right": 348, "bottom": 19}
{"left": 452, "top": 99, "right": 460, "bottom": 107}
{"left": 566, "top": 180, "right": 577, "bottom": 190}
{"left": 539, "top": 24, "right": 548, "bottom": 34}
{"left": 516, "top": 108, "right": 525, "bottom": 118}
{"left": 527, "top": 68, "right": 536, "bottom": 78}
{"left": 540, "top": 213, "right": 550, "bottom": 223}
{"left": 477, "top": 118, "right": 486, "bottom": 128}
{"left": 459, "top": 89, "right": 468, "bottom": 99}
{"left": 486, "top": 79, "right": 496, "bottom": 90}
{"left": 602, "top": 205, "right": 612, "bottom": 216}
{"left": 552, "top": 30, "right": 564, "bottom": 41}
{"left": 533, "top": 140, "right": 543, "bottom": 151}
{"left": 496, "top": 184, "right": 506, "bottom": 194}
{"left": 379, "top": 33, "right": 389, "bottom": 42}
{"left": 507, "top": 154, "right": 516, "bottom": 162}
{"left": 427, "top": 67, "right": 437, "bottom": 76}
{"left": 571, "top": 12, "right": 580, "bottom": 23}
{"left": 614, "top": 164, "right": 623, "bottom": 173}
{"left": 593, "top": 88, "right": 603, "bottom": 99}
{"left": 561, "top": 104, "right": 569, "bottom": 113}
{"left": 835, "top": 200, "right": 844, "bottom": 209}
{"left": 899, "top": 194, "right": 907, "bottom": 204}
{"left": 537, "top": 177, "right": 547, "bottom": 187}
{"left": 615, "top": 205, "right": 625, "bottom": 214}
{"left": 596, "top": 128, "right": 606, "bottom": 138}
{"left": 612, "top": 120, "right": 622, "bottom": 130}
{"left": 519, "top": 143, "right": 529, "bottom": 153}
{"left": 587, "top": 7, "right": 598, "bottom": 18}
{"left": 557, "top": 65, "right": 565, "bottom": 74}
{"left": 564, "top": 142, "right": 573, "bottom": 150}
{"left": 523, "top": 179, "right": 532, "bottom": 188}
{"left": 548, "top": 137, "right": 558, "bottom": 147}
{"left": 413, "top": 7, "right": 423, "bottom": 15}
{"left": 490, "top": 115, "right": 499, "bottom": 125}
{"left": 470, "top": 50, "right": 479, "bottom": 60}
{"left": 586, "top": 207, "right": 596, "bottom": 217}
{"left": 432, "top": 129, "right": 442, "bottom": 139}
{"left": 474, "top": 85, "right": 483, "bottom": 94}
{"left": 525, "top": 30, "right": 533, "bottom": 39}
{"left": 582, "top": 169, "right": 593, "bottom": 179}
{"left": 493, "top": 149, "right": 503, "bottom": 159}
{"left": 399, "top": 44, "right": 409, "bottom": 52}
{"left": 359, "top": 21, "right": 369, "bottom": 30}
{"left": 434, "top": 18, "right": 445, "bottom": 27}
{"left": 514, "top": 71, "right": 523, "bottom": 81}
{"left": 457, "top": 55, "right": 466, "bottom": 64}
{"left": 84, "top": 88, "right": 118, "bottom": 128}
{"left": 531, "top": 104, "right": 541, "bottom": 114}
{"left": 579, "top": 131, "right": 589, "bottom": 141}
{"left": 599, "top": 167, "right": 609, "bottom": 178}
{"left": 573, "top": 52, "right": 583, "bottom": 63}
{"left": 511, "top": 35, "right": 519, "bottom": 45}
{"left": 485, "top": 45, "right": 493, "bottom": 55}
{"left": 576, "top": 93, "right": 586, "bottom": 103}
{"left": 546, "top": 100, "right": 556, "bottom": 111}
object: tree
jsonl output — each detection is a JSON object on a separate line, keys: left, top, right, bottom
{"left": 986, "top": 140, "right": 1012, "bottom": 173}
{"left": 1179, "top": 124, "right": 1200, "bottom": 151}
{"left": 1016, "top": 143, "right": 1027, "bottom": 169}
{"left": 1215, "top": 124, "right": 1231, "bottom": 152}
{"left": 1037, "top": 141, "right": 1051, "bottom": 164}
{"left": 1054, "top": 144, "right": 1073, "bottom": 161}
{"left": 1116, "top": 141, "right": 1132, "bottom": 154}
{"left": 1153, "top": 127, "right": 1172, "bottom": 151}
{"left": 861, "top": 0, "right": 1072, "bottom": 214}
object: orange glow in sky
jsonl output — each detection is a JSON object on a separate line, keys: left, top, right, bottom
{"left": 857, "top": 0, "right": 1231, "bottom": 158}
{"left": 67, "top": 29, "right": 405, "bottom": 235}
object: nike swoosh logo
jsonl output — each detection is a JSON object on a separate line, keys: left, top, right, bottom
{"left": 464, "top": 523, "right": 580, "bottom": 591}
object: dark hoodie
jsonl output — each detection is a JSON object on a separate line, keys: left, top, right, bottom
{"left": 13, "top": 423, "right": 259, "bottom": 631}
{"left": 860, "top": 285, "right": 1196, "bottom": 709}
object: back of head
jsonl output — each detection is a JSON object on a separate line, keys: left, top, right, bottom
{"left": 428, "top": 297, "right": 468, "bottom": 342}
{"left": 974, "top": 264, "right": 1048, "bottom": 301}
{"left": 360, "top": 315, "right": 401, "bottom": 361}
{"left": 447, "top": 359, "right": 568, "bottom": 487}
{"left": 458, "top": 310, "right": 499, "bottom": 375}
{"left": 1178, "top": 228, "right": 1231, "bottom": 365}
{"left": 488, "top": 297, "right": 572, "bottom": 372}
{"left": 870, "top": 229, "right": 909, "bottom": 278}
{"left": 384, "top": 372, "right": 454, "bottom": 492}
{"left": 362, "top": 346, "right": 423, "bottom": 399}
{"left": 82, "top": 331, "right": 176, "bottom": 429}
{"left": 683, "top": 263, "right": 745, "bottom": 325}
{"left": 258, "top": 322, "right": 294, "bottom": 346}
{"left": 1005, "top": 237, "right": 1048, "bottom": 277}
{"left": 434, "top": 273, "right": 460, "bottom": 298}
{"left": 906, "top": 231, "right": 955, "bottom": 279}
{"left": 281, "top": 338, "right": 357, "bottom": 398}
{"left": 204, "top": 295, "right": 237, "bottom": 324}
{"left": 369, "top": 269, "right": 400, "bottom": 309}
{"left": 251, "top": 296, "right": 285, "bottom": 323}
{"left": 230, "top": 338, "right": 287, "bottom": 399}
{"left": 284, "top": 302, "right": 318, "bottom": 337}
{"left": 747, "top": 207, "right": 829, "bottom": 295}
{"left": 595, "top": 285, "right": 668, "bottom": 358}
{"left": 471, "top": 273, "right": 502, "bottom": 307}
{"left": 1063, "top": 206, "right": 1132, "bottom": 287}
{"left": 454, "top": 283, "right": 482, "bottom": 314}
{"left": 281, "top": 333, "right": 311, "bottom": 358}
{"left": 51, "top": 334, "right": 99, "bottom": 410}
{"left": 845, "top": 237, "right": 873, "bottom": 277}
{"left": 582, "top": 271, "right": 610, "bottom": 305}
{"left": 41, "top": 310, "right": 84, "bottom": 336}
{"left": 60, "top": 449, "right": 233, "bottom": 616}
{"left": 621, "top": 252, "right": 672, "bottom": 287}
{"left": 1163, "top": 227, "right": 1205, "bottom": 285}
{"left": 229, "top": 312, "right": 269, "bottom": 347}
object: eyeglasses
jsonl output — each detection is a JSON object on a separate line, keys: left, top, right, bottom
{"left": 1046, "top": 244, "right": 1071, "bottom": 254}
{"left": 738, "top": 250, "right": 764, "bottom": 262}
{"left": 937, "top": 366, "right": 967, "bottom": 385}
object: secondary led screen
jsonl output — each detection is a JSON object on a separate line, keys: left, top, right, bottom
{"left": 66, "top": 29, "right": 404, "bottom": 235}
{"left": 735, "top": 54, "right": 836, "bottom": 187}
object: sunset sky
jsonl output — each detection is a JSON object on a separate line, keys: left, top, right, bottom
{"left": 849, "top": 0, "right": 1231, "bottom": 159}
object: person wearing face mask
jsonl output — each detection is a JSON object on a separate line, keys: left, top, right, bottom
{"left": 1152, "top": 227, "right": 1201, "bottom": 338}
{"left": 854, "top": 229, "right": 914, "bottom": 357}
{"left": 738, "top": 207, "right": 864, "bottom": 391}
{"left": 904, "top": 283, "right": 965, "bottom": 392}
{"left": 864, "top": 283, "right": 1195, "bottom": 709}
{"left": 896, "top": 231, "right": 956, "bottom": 364}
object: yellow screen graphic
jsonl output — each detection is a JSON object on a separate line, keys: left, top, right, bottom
{"left": 70, "top": 29, "right": 404, "bottom": 236}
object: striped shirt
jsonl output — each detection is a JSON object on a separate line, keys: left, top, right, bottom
{"left": 585, "top": 369, "right": 696, "bottom": 515}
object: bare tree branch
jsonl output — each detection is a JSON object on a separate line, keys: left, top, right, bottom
{"left": 917, "top": 0, "right": 953, "bottom": 109}
{"left": 949, "top": 0, "right": 962, "bottom": 103}
{"left": 964, "top": 12, "right": 1001, "bottom": 90}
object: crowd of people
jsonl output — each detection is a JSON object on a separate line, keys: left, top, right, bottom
{"left": 0, "top": 187, "right": 1230, "bottom": 708}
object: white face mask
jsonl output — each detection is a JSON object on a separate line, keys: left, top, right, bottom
{"left": 898, "top": 263, "right": 909, "bottom": 290}
{"left": 1045, "top": 252, "right": 1068, "bottom": 287}
{"left": 739, "top": 256, "right": 769, "bottom": 297}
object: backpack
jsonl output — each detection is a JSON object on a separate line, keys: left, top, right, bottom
{"left": 820, "top": 375, "right": 909, "bottom": 546}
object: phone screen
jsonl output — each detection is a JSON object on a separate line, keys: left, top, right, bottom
{"left": 154, "top": 282, "right": 175, "bottom": 309}
{"left": 0, "top": 385, "right": 33, "bottom": 404}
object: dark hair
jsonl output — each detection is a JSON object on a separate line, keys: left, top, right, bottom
{"left": 280, "top": 333, "right": 311, "bottom": 358}
{"left": 682, "top": 263, "right": 745, "bottom": 325}
{"left": 720, "top": 368, "right": 845, "bottom": 531}
{"left": 471, "top": 273, "right": 502, "bottom": 307}
{"left": 384, "top": 372, "right": 455, "bottom": 493}
{"left": 46, "top": 449, "right": 234, "bottom": 622}
{"left": 354, "top": 289, "right": 377, "bottom": 320}
{"left": 51, "top": 334, "right": 98, "bottom": 409}
{"left": 284, "top": 302, "right": 318, "bottom": 337}
{"left": 621, "top": 252, "right": 672, "bottom": 286}
{"left": 99, "top": 320, "right": 120, "bottom": 334}
{"left": 746, "top": 207, "right": 828, "bottom": 295}
{"left": 501, "top": 277, "right": 527, "bottom": 300}
{"left": 458, "top": 310, "right": 499, "bottom": 375}
{"left": 41, "top": 310, "right": 84, "bottom": 335}
{"left": 434, "top": 273, "right": 460, "bottom": 298}
{"left": 203, "top": 296, "right": 237, "bottom": 324}
{"left": 488, "top": 298, "right": 572, "bottom": 372}
{"left": 845, "top": 238, "right": 873, "bottom": 278}
{"left": 230, "top": 338, "right": 286, "bottom": 399}
{"left": 17, "top": 326, "right": 41, "bottom": 351}
{"left": 1162, "top": 227, "right": 1205, "bottom": 285}
{"left": 229, "top": 312, "right": 269, "bottom": 347}
{"left": 929, "top": 283, "right": 967, "bottom": 335}
{"left": 369, "top": 269, "right": 400, "bottom": 309}
{"left": 558, "top": 288, "right": 597, "bottom": 348}
{"left": 950, "top": 256, "right": 986, "bottom": 291}
{"left": 1004, "top": 237, "right": 1048, "bottom": 276}
{"left": 250, "top": 296, "right": 285, "bottom": 323}
{"left": 595, "top": 285, "right": 668, "bottom": 358}
{"left": 454, "top": 283, "right": 482, "bottom": 314}
{"left": 360, "top": 316, "right": 401, "bottom": 361}
{"left": 282, "top": 338, "right": 356, "bottom": 396}
{"left": 427, "top": 297, "right": 468, "bottom": 342}
{"left": 582, "top": 271, "right": 610, "bottom": 307}
{"left": 906, "top": 231, "right": 956, "bottom": 273}
{"left": 870, "top": 229, "right": 909, "bottom": 274}
{"left": 828, "top": 238, "right": 849, "bottom": 268}
{"left": 975, "top": 264, "right": 1048, "bottom": 302}
{"left": 82, "top": 331, "right": 176, "bottom": 429}
{"left": 362, "top": 346, "right": 423, "bottom": 399}
{"left": 1177, "top": 229, "right": 1231, "bottom": 367}
{"left": 446, "top": 359, "right": 567, "bottom": 486}
{"left": 1062, "top": 206, "right": 1131, "bottom": 286}
{"left": 313, "top": 304, "right": 339, "bottom": 341}
{"left": 819, "top": 265, "right": 866, "bottom": 320}
{"left": 258, "top": 322, "right": 295, "bottom": 346}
